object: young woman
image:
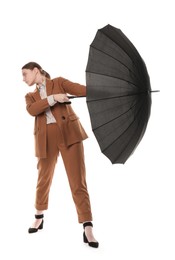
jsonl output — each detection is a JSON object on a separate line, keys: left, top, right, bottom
{"left": 22, "top": 62, "right": 99, "bottom": 248}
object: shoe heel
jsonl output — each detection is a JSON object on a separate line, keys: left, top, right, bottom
{"left": 83, "top": 232, "right": 88, "bottom": 243}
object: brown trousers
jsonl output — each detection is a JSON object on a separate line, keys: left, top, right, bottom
{"left": 35, "top": 123, "right": 92, "bottom": 223}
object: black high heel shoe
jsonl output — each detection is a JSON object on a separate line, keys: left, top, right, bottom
{"left": 28, "top": 214, "right": 44, "bottom": 233}
{"left": 83, "top": 222, "right": 99, "bottom": 248}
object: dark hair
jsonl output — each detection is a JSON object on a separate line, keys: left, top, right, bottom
{"left": 22, "top": 62, "right": 51, "bottom": 79}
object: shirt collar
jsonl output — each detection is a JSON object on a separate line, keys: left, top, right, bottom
{"left": 37, "top": 80, "right": 46, "bottom": 90}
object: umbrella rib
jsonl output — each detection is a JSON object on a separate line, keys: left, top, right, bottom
{"left": 86, "top": 71, "right": 140, "bottom": 89}
{"left": 102, "top": 96, "right": 148, "bottom": 155}
{"left": 92, "top": 96, "right": 140, "bottom": 131}
{"left": 112, "top": 99, "right": 149, "bottom": 163}
{"left": 99, "top": 28, "right": 142, "bottom": 71}
{"left": 97, "top": 27, "right": 151, "bottom": 86}
{"left": 89, "top": 45, "right": 139, "bottom": 81}
{"left": 87, "top": 91, "right": 150, "bottom": 103}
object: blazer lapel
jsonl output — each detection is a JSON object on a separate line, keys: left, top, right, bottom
{"left": 46, "top": 78, "right": 54, "bottom": 96}
{"left": 32, "top": 87, "right": 41, "bottom": 101}
{"left": 31, "top": 79, "right": 54, "bottom": 101}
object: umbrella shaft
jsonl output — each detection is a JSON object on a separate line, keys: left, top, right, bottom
{"left": 67, "top": 95, "right": 85, "bottom": 99}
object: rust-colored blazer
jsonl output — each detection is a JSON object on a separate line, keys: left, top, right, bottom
{"left": 25, "top": 77, "right": 88, "bottom": 158}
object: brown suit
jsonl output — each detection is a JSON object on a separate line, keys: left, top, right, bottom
{"left": 25, "top": 77, "right": 88, "bottom": 158}
{"left": 25, "top": 77, "right": 92, "bottom": 223}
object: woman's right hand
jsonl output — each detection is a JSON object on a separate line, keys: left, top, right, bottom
{"left": 53, "top": 94, "right": 70, "bottom": 103}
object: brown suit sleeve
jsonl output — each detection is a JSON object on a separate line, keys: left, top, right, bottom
{"left": 25, "top": 93, "right": 50, "bottom": 117}
{"left": 57, "top": 77, "right": 86, "bottom": 97}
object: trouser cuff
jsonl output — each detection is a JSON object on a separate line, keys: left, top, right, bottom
{"left": 35, "top": 203, "right": 48, "bottom": 211}
{"left": 78, "top": 212, "right": 93, "bottom": 223}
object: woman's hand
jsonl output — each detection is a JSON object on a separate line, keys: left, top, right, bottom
{"left": 53, "top": 94, "right": 70, "bottom": 103}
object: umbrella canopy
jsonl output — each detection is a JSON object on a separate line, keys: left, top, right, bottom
{"left": 85, "top": 24, "right": 152, "bottom": 164}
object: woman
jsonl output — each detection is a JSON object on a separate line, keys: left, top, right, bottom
{"left": 22, "top": 62, "right": 99, "bottom": 248}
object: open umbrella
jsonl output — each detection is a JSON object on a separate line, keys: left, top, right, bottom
{"left": 85, "top": 24, "right": 156, "bottom": 164}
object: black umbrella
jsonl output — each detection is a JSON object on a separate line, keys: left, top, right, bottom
{"left": 84, "top": 24, "right": 157, "bottom": 164}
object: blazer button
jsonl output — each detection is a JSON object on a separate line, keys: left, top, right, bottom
{"left": 62, "top": 116, "right": 66, "bottom": 120}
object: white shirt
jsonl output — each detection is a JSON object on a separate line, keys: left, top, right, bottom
{"left": 38, "top": 83, "right": 57, "bottom": 124}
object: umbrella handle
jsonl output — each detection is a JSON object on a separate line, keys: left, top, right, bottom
{"left": 59, "top": 95, "right": 85, "bottom": 105}
{"left": 58, "top": 101, "right": 72, "bottom": 105}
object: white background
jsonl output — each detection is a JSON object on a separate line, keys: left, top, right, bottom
{"left": 0, "top": 0, "right": 174, "bottom": 259}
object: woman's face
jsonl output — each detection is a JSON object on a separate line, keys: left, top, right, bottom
{"left": 22, "top": 68, "right": 37, "bottom": 86}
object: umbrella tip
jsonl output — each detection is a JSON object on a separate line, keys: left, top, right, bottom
{"left": 150, "top": 90, "right": 160, "bottom": 93}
